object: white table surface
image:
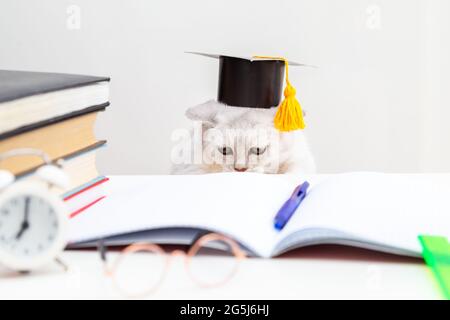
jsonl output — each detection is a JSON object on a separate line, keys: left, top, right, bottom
{"left": 0, "top": 245, "right": 443, "bottom": 300}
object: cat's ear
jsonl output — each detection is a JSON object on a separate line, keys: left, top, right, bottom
{"left": 257, "top": 107, "right": 278, "bottom": 125}
{"left": 185, "top": 100, "right": 224, "bottom": 126}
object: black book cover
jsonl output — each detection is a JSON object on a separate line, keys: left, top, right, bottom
{"left": 0, "top": 70, "right": 109, "bottom": 103}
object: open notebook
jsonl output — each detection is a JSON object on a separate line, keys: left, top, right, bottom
{"left": 68, "top": 173, "right": 450, "bottom": 258}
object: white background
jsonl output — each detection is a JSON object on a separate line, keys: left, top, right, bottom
{"left": 0, "top": 0, "right": 449, "bottom": 174}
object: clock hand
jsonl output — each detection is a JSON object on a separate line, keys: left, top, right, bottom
{"left": 15, "top": 197, "right": 30, "bottom": 240}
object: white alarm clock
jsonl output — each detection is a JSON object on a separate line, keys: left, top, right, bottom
{"left": 0, "top": 148, "right": 69, "bottom": 272}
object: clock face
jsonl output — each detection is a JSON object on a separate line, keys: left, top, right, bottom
{"left": 0, "top": 194, "right": 60, "bottom": 258}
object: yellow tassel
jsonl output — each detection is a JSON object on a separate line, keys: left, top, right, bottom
{"left": 253, "top": 56, "right": 306, "bottom": 131}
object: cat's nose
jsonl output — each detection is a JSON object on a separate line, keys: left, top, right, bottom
{"left": 234, "top": 167, "right": 248, "bottom": 172}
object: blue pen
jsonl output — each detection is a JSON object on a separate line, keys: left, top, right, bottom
{"left": 274, "top": 181, "right": 310, "bottom": 231}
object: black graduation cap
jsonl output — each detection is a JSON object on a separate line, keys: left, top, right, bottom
{"left": 187, "top": 52, "right": 310, "bottom": 131}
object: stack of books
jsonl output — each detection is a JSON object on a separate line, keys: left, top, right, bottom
{"left": 0, "top": 70, "right": 110, "bottom": 217}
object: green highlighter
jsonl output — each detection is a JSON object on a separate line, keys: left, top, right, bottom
{"left": 418, "top": 235, "right": 450, "bottom": 300}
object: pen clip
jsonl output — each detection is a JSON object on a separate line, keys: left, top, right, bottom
{"left": 292, "top": 181, "right": 309, "bottom": 200}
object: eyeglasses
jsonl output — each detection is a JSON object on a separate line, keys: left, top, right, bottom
{"left": 98, "top": 233, "right": 247, "bottom": 297}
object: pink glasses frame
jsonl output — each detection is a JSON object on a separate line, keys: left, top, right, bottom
{"left": 100, "top": 233, "right": 247, "bottom": 297}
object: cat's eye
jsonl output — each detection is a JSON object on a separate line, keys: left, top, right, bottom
{"left": 218, "top": 146, "right": 233, "bottom": 156}
{"left": 249, "top": 147, "right": 267, "bottom": 156}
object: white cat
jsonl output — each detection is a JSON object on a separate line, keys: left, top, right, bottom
{"left": 171, "top": 100, "right": 316, "bottom": 174}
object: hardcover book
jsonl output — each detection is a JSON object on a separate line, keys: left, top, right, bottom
{"left": 0, "top": 70, "right": 109, "bottom": 139}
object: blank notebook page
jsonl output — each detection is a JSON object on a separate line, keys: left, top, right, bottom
{"left": 279, "top": 172, "right": 450, "bottom": 255}
{"left": 68, "top": 173, "right": 303, "bottom": 257}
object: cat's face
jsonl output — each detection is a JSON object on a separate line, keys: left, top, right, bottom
{"left": 186, "top": 100, "right": 281, "bottom": 173}
{"left": 203, "top": 124, "right": 280, "bottom": 173}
